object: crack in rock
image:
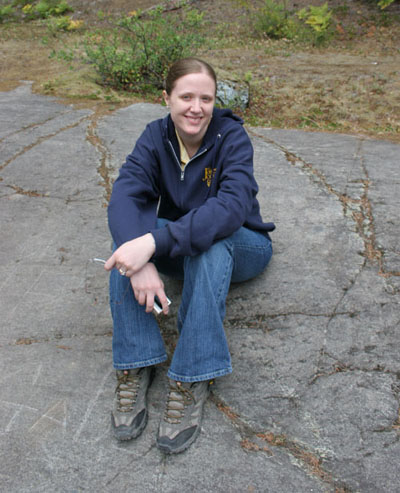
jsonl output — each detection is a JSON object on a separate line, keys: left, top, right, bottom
{"left": 0, "top": 109, "right": 75, "bottom": 144}
{"left": 86, "top": 110, "right": 114, "bottom": 204}
{"left": 210, "top": 391, "right": 352, "bottom": 492}
{"left": 0, "top": 114, "right": 91, "bottom": 172}
{"left": 248, "top": 130, "right": 399, "bottom": 279}
{"left": 309, "top": 354, "right": 399, "bottom": 385}
{"left": 225, "top": 310, "right": 360, "bottom": 333}
{"left": 5, "top": 331, "right": 112, "bottom": 348}
{"left": 311, "top": 259, "right": 366, "bottom": 382}
{"left": 6, "top": 184, "right": 49, "bottom": 198}
{"left": 393, "top": 410, "right": 400, "bottom": 433}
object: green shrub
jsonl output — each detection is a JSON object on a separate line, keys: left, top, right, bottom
{"left": 21, "top": 0, "right": 73, "bottom": 20}
{"left": 37, "top": 0, "right": 72, "bottom": 17}
{"left": 12, "top": 0, "right": 32, "bottom": 6}
{"left": 252, "top": 0, "right": 291, "bottom": 39}
{"left": 0, "top": 4, "right": 15, "bottom": 22}
{"left": 297, "top": 3, "right": 334, "bottom": 45}
{"left": 46, "top": 14, "right": 83, "bottom": 33}
{"left": 251, "top": 0, "right": 334, "bottom": 45}
{"left": 83, "top": 8, "right": 206, "bottom": 91}
{"left": 377, "top": 0, "right": 395, "bottom": 8}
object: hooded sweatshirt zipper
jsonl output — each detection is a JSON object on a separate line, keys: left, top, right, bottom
{"left": 168, "top": 140, "right": 208, "bottom": 181}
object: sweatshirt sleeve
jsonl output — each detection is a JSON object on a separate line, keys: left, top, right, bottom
{"left": 107, "top": 125, "right": 160, "bottom": 247}
{"left": 151, "top": 123, "right": 260, "bottom": 258}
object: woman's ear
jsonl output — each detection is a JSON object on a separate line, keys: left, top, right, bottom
{"left": 162, "top": 90, "right": 169, "bottom": 107}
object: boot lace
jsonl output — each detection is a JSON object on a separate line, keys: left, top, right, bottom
{"left": 116, "top": 371, "right": 139, "bottom": 413}
{"left": 164, "top": 382, "right": 195, "bottom": 424}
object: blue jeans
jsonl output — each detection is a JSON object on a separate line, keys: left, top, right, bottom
{"left": 109, "top": 219, "right": 272, "bottom": 382}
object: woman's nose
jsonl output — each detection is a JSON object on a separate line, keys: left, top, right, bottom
{"left": 190, "top": 98, "right": 201, "bottom": 112}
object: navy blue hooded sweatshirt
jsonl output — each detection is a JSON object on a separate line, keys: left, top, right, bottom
{"left": 108, "top": 107, "right": 275, "bottom": 258}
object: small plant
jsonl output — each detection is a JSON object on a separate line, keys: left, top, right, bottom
{"left": 296, "top": 3, "right": 334, "bottom": 45}
{"left": 50, "top": 45, "right": 74, "bottom": 62}
{"left": 66, "top": 18, "right": 83, "bottom": 30}
{"left": 42, "top": 79, "right": 55, "bottom": 93}
{"left": 244, "top": 71, "right": 252, "bottom": 83}
{"left": 252, "top": 0, "right": 291, "bottom": 39}
{"left": 40, "top": 0, "right": 72, "bottom": 16}
{"left": 12, "top": 0, "right": 32, "bottom": 6}
{"left": 377, "top": 0, "right": 395, "bottom": 8}
{"left": 250, "top": 0, "right": 334, "bottom": 44}
{"left": 83, "top": 7, "right": 206, "bottom": 91}
{"left": 0, "top": 4, "right": 15, "bottom": 23}
{"left": 46, "top": 14, "right": 83, "bottom": 33}
{"left": 249, "top": 0, "right": 396, "bottom": 44}
{"left": 21, "top": 0, "right": 73, "bottom": 20}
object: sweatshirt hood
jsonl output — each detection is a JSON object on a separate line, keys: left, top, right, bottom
{"left": 212, "top": 107, "right": 244, "bottom": 125}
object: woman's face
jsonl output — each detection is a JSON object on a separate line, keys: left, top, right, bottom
{"left": 163, "top": 71, "right": 215, "bottom": 145}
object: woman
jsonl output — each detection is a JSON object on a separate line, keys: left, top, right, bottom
{"left": 105, "top": 57, "right": 275, "bottom": 454}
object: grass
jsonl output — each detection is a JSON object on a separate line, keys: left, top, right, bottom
{"left": 0, "top": 0, "right": 399, "bottom": 142}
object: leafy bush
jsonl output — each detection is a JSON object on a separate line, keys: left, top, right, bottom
{"left": 377, "top": 0, "right": 395, "bottom": 8}
{"left": 23, "top": 0, "right": 72, "bottom": 19}
{"left": 251, "top": 0, "right": 334, "bottom": 45}
{"left": 46, "top": 14, "right": 83, "bottom": 33}
{"left": 0, "top": 0, "right": 73, "bottom": 21}
{"left": 83, "top": 8, "right": 206, "bottom": 91}
{"left": 252, "top": 0, "right": 290, "bottom": 39}
{"left": 12, "top": 0, "right": 33, "bottom": 6}
{"left": 297, "top": 3, "right": 334, "bottom": 45}
{"left": 0, "top": 4, "right": 15, "bottom": 22}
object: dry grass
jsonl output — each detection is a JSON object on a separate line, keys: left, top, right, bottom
{"left": 0, "top": 0, "right": 399, "bottom": 141}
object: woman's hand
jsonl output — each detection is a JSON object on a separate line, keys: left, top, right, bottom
{"left": 104, "top": 233, "right": 156, "bottom": 277}
{"left": 130, "top": 262, "right": 169, "bottom": 314}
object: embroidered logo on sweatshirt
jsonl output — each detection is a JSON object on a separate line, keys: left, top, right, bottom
{"left": 202, "top": 167, "right": 216, "bottom": 187}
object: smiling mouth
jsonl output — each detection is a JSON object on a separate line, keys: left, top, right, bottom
{"left": 185, "top": 115, "right": 202, "bottom": 124}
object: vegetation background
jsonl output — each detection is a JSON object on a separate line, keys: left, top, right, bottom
{"left": 0, "top": 0, "right": 399, "bottom": 142}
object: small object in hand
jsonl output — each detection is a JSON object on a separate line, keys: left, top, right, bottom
{"left": 92, "top": 258, "right": 126, "bottom": 275}
{"left": 92, "top": 258, "right": 106, "bottom": 264}
{"left": 153, "top": 296, "right": 172, "bottom": 315}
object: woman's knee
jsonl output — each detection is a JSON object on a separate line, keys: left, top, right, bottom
{"left": 183, "top": 239, "right": 233, "bottom": 279}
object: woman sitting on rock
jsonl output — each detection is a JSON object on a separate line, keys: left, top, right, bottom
{"left": 105, "top": 57, "right": 275, "bottom": 454}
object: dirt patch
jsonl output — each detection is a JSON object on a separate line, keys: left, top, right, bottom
{"left": 0, "top": 0, "right": 399, "bottom": 141}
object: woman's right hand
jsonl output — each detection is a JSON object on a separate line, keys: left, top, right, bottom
{"left": 104, "top": 233, "right": 156, "bottom": 278}
{"left": 130, "top": 262, "right": 169, "bottom": 315}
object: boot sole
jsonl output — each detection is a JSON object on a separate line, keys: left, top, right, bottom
{"left": 156, "top": 424, "right": 201, "bottom": 454}
{"left": 112, "top": 410, "right": 148, "bottom": 441}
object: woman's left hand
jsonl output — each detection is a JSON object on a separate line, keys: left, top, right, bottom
{"left": 104, "top": 233, "right": 156, "bottom": 277}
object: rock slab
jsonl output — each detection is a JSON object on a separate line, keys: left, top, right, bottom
{"left": 1, "top": 84, "right": 399, "bottom": 492}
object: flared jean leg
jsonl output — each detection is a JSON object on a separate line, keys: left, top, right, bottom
{"left": 110, "top": 268, "right": 167, "bottom": 369}
{"left": 167, "top": 227, "right": 273, "bottom": 383}
{"left": 167, "top": 240, "right": 234, "bottom": 383}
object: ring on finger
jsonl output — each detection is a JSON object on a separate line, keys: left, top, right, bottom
{"left": 119, "top": 268, "right": 127, "bottom": 276}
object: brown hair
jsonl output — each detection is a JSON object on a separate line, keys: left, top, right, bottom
{"left": 164, "top": 57, "right": 217, "bottom": 95}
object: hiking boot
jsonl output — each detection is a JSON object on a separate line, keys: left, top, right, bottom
{"left": 111, "top": 366, "right": 154, "bottom": 441}
{"left": 157, "top": 379, "right": 212, "bottom": 454}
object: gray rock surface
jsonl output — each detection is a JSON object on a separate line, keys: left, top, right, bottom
{"left": 1, "top": 82, "right": 399, "bottom": 492}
